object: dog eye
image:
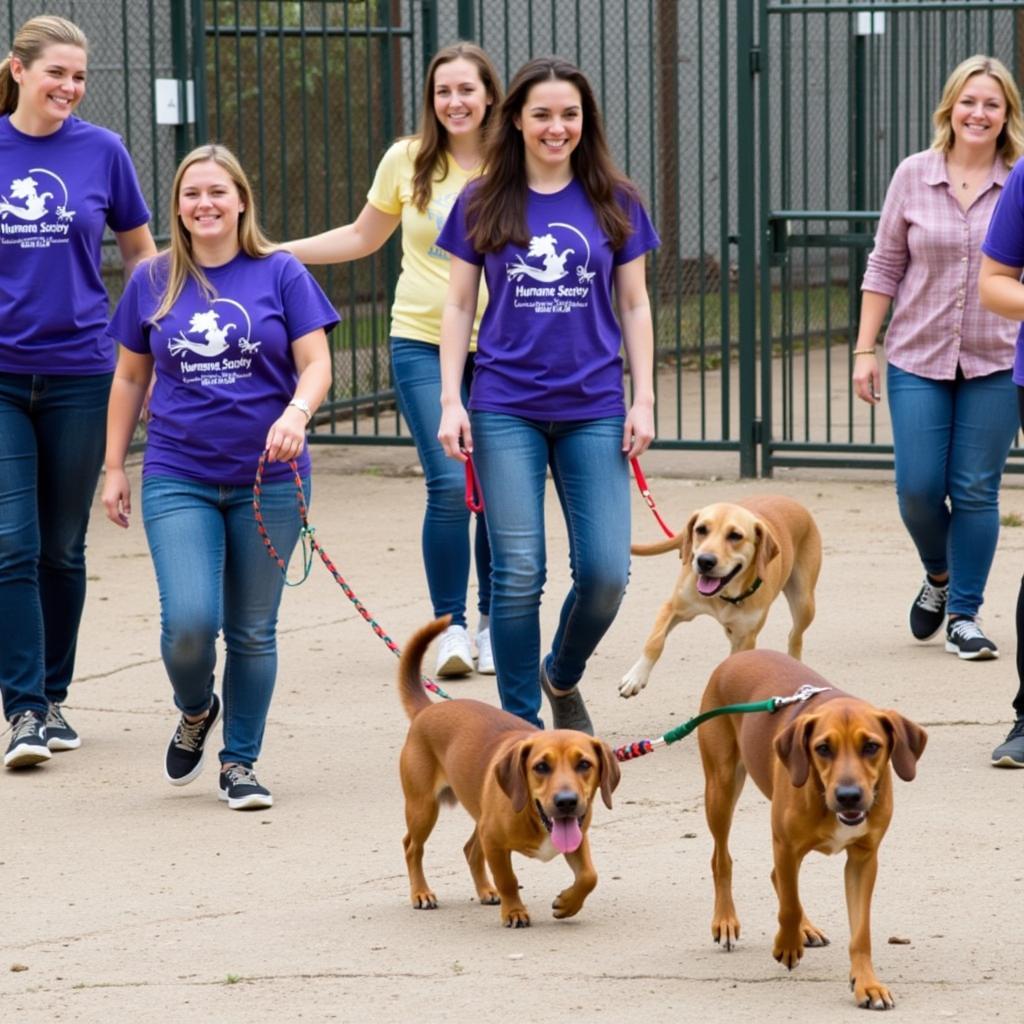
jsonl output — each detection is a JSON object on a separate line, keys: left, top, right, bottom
{"left": 532, "top": 762, "right": 552, "bottom": 775}
{"left": 814, "top": 742, "right": 832, "bottom": 758}
{"left": 694, "top": 524, "right": 708, "bottom": 536}
{"left": 575, "top": 759, "right": 592, "bottom": 773}
{"left": 727, "top": 530, "right": 743, "bottom": 542}
{"left": 862, "top": 741, "right": 881, "bottom": 756}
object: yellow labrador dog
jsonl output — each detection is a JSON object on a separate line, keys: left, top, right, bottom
{"left": 619, "top": 495, "right": 821, "bottom": 698}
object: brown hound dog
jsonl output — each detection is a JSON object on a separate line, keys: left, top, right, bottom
{"left": 697, "top": 650, "right": 927, "bottom": 1009}
{"left": 397, "top": 617, "right": 621, "bottom": 927}
{"left": 620, "top": 496, "right": 821, "bottom": 698}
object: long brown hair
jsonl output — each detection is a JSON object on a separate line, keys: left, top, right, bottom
{"left": 0, "top": 15, "right": 88, "bottom": 116}
{"left": 466, "top": 56, "right": 636, "bottom": 253}
{"left": 410, "top": 42, "right": 502, "bottom": 212}
{"left": 150, "top": 144, "right": 274, "bottom": 324}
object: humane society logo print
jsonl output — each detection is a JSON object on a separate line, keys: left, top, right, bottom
{"left": 169, "top": 298, "right": 262, "bottom": 387}
{"left": 507, "top": 221, "right": 596, "bottom": 314}
{"left": 0, "top": 168, "right": 76, "bottom": 247}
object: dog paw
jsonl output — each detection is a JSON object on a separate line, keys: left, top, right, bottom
{"left": 851, "top": 975, "right": 895, "bottom": 1010}
{"left": 618, "top": 665, "right": 649, "bottom": 699}
{"left": 476, "top": 887, "right": 500, "bottom": 906}
{"left": 411, "top": 889, "right": 438, "bottom": 910}
{"left": 502, "top": 906, "right": 531, "bottom": 928}
{"left": 711, "top": 916, "right": 741, "bottom": 950}
{"left": 801, "top": 921, "right": 830, "bottom": 947}
{"left": 772, "top": 932, "right": 804, "bottom": 970}
{"left": 551, "top": 888, "right": 585, "bottom": 919}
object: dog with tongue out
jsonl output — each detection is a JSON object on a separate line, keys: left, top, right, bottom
{"left": 397, "top": 617, "right": 621, "bottom": 928}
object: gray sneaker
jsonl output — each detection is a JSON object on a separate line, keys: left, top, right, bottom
{"left": 992, "top": 717, "right": 1024, "bottom": 768}
{"left": 540, "top": 659, "right": 593, "bottom": 735}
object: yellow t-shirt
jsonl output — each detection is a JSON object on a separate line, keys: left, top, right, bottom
{"left": 367, "top": 138, "right": 486, "bottom": 345}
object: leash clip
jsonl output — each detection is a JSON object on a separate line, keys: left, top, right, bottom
{"left": 772, "top": 684, "right": 831, "bottom": 710}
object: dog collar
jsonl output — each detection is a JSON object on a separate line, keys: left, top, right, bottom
{"left": 718, "top": 576, "right": 763, "bottom": 605}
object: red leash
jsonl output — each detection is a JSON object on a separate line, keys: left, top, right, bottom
{"left": 629, "top": 457, "right": 676, "bottom": 538}
{"left": 464, "top": 452, "right": 484, "bottom": 513}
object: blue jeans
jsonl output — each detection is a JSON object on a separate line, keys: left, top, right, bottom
{"left": 887, "top": 364, "right": 1017, "bottom": 618}
{"left": 471, "top": 412, "right": 630, "bottom": 727}
{"left": 391, "top": 338, "right": 490, "bottom": 627}
{"left": 142, "top": 474, "right": 307, "bottom": 767}
{"left": 0, "top": 371, "right": 111, "bottom": 720}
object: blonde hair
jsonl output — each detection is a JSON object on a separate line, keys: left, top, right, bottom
{"left": 931, "top": 54, "right": 1024, "bottom": 165}
{"left": 151, "top": 144, "right": 274, "bottom": 323}
{"left": 0, "top": 15, "right": 88, "bottom": 116}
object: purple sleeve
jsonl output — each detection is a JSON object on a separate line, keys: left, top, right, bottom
{"left": 107, "top": 138, "right": 151, "bottom": 233}
{"left": 614, "top": 192, "right": 660, "bottom": 265}
{"left": 107, "top": 264, "right": 153, "bottom": 353}
{"left": 861, "top": 159, "right": 911, "bottom": 296}
{"left": 435, "top": 190, "right": 484, "bottom": 265}
{"left": 280, "top": 256, "right": 341, "bottom": 340}
{"left": 982, "top": 161, "right": 1024, "bottom": 268}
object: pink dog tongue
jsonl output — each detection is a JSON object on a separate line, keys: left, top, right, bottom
{"left": 697, "top": 574, "right": 722, "bottom": 596}
{"left": 550, "top": 818, "right": 583, "bottom": 854}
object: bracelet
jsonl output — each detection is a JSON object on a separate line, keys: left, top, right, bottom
{"left": 852, "top": 348, "right": 877, "bottom": 356}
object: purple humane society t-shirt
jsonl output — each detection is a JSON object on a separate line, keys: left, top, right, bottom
{"left": 436, "top": 176, "right": 659, "bottom": 420}
{"left": 0, "top": 114, "right": 151, "bottom": 375}
{"left": 108, "top": 250, "right": 339, "bottom": 485}
{"left": 982, "top": 158, "right": 1024, "bottom": 385}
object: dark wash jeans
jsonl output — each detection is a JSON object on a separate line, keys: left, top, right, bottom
{"left": 0, "top": 371, "right": 112, "bottom": 720}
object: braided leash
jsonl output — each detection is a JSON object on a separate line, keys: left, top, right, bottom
{"left": 630, "top": 456, "right": 676, "bottom": 539}
{"left": 252, "top": 451, "right": 453, "bottom": 700}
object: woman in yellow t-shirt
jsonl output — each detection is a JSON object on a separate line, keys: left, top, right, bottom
{"left": 283, "top": 43, "right": 501, "bottom": 679}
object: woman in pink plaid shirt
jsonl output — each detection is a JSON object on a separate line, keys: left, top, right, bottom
{"left": 853, "top": 55, "right": 1024, "bottom": 662}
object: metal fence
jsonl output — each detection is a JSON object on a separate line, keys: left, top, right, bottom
{"left": 7, "top": 0, "right": 1024, "bottom": 473}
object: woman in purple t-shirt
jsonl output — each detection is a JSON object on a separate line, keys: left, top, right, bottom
{"left": 0, "top": 16, "right": 156, "bottom": 771}
{"left": 437, "top": 57, "right": 658, "bottom": 731}
{"left": 102, "top": 145, "right": 336, "bottom": 810}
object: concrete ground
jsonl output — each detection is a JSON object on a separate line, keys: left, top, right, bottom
{"left": 3, "top": 442, "right": 1024, "bottom": 1023}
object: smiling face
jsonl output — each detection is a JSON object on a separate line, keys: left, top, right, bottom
{"left": 432, "top": 56, "right": 491, "bottom": 141}
{"left": 514, "top": 79, "right": 583, "bottom": 182}
{"left": 10, "top": 43, "right": 86, "bottom": 134}
{"left": 177, "top": 160, "right": 245, "bottom": 259}
{"left": 950, "top": 72, "right": 1007, "bottom": 155}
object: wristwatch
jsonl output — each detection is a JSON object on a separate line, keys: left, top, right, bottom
{"left": 287, "top": 397, "right": 312, "bottom": 423}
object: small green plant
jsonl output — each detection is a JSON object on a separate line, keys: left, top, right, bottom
{"left": 225, "top": 974, "right": 242, "bottom": 985}
{"left": 1001, "top": 512, "right": 1023, "bottom": 528}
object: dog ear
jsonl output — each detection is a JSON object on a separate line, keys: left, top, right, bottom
{"left": 878, "top": 712, "right": 928, "bottom": 781}
{"left": 753, "top": 520, "right": 781, "bottom": 579}
{"left": 495, "top": 740, "right": 534, "bottom": 813}
{"left": 774, "top": 715, "right": 817, "bottom": 787}
{"left": 591, "top": 739, "right": 622, "bottom": 810}
{"left": 680, "top": 511, "right": 700, "bottom": 564}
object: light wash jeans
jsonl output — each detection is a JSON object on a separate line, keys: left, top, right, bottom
{"left": 142, "top": 473, "right": 307, "bottom": 766}
{"left": 470, "top": 412, "right": 630, "bottom": 727}
{"left": 887, "top": 363, "right": 1017, "bottom": 618}
{"left": 0, "top": 371, "right": 111, "bottom": 719}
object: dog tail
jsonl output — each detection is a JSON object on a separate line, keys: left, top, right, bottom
{"left": 398, "top": 615, "right": 451, "bottom": 721}
{"left": 631, "top": 533, "right": 685, "bottom": 556}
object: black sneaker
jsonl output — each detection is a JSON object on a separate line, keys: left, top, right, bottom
{"left": 4, "top": 710, "right": 51, "bottom": 769}
{"left": 540, "top": 659, "right": 594, "bottom": 735}
{"left": 909, "top": 577, "right": 948, "bottom": 641}
{"left": 992, "top": 717, "right": 1024, "bottom": 768}
{"left": 945, "top": 618, "right": 998, "bottom": 661}
{"left": 45, "top": 703, "right": 81, "bottom": 751}
{"left": 218, "top": 764, "right": 273, "bottom": 810}
{"left": 165, "top": 693, "right": 221, "bottom": 786}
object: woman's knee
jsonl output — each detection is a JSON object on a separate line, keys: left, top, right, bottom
{"left": 162, "top": 620, "right": 218, "bottom": 669}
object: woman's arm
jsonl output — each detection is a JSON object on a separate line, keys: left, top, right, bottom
{"left": 851, "top": 290, "right": 892, "bottom": 406}
{"left": 264, "top": 328, "right": 334, "bottom": 463}
{"left": 437, "top": 256, "right": 482, "bottom": 461}
{"left": 979, "top": 255, "right": 1024, "bottom": 321}
{"left": 615, "top": 255, "right": 655, "bottom": 458}
{"left": 280, "top": 203, "right": 401, "bottom": 265}
{"left": 101, "top": 347, "right": 154, "bottom": 528}
{"left": 114, "top": 225, "right": 157, "bottom": 279}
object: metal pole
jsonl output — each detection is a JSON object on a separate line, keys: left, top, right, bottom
{"left": 188, "top": 0, "right": 207, "bottom": 146}
{"left": 457, "top": 0, "right": 476, "bottom": 40}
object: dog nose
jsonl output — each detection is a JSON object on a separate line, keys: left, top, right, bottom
{"left": 696, "top": 553, "right": 717, "bottom": 573}
{"left": 553, "top": 790, "right": 579, "bottom": 814}
{"left": 835, "top": 784, "right": 863, "bottom": 808}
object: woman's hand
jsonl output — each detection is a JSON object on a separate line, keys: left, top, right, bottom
{"left": 852, "top": 352, "right": 881, "bottom": 405}
{"left": 623, "top": 398, "right": 655, "bottom": 459}
{"left": 438, "top": 401, "right": 472, "bottom": 461}
{"left": 265, "top": 406, "right": 308, "bottom": 463}
{"left": 101, "top": 467, "right": 132, "bottom": 528}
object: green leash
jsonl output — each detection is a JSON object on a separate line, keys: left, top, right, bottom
{"left": 613, "top": 684, "right": 831, "bottom": 762}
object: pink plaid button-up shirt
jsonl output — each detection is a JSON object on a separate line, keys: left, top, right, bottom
{"left": 861, "top": 148, "right": 1016, "bottom": 380}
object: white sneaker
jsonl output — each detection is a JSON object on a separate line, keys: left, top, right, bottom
{"left": 476, "top": 627, "right": 496, "bottom": 674}
{"left": 435, "top": 624, "right": 473, "bottom": 677}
